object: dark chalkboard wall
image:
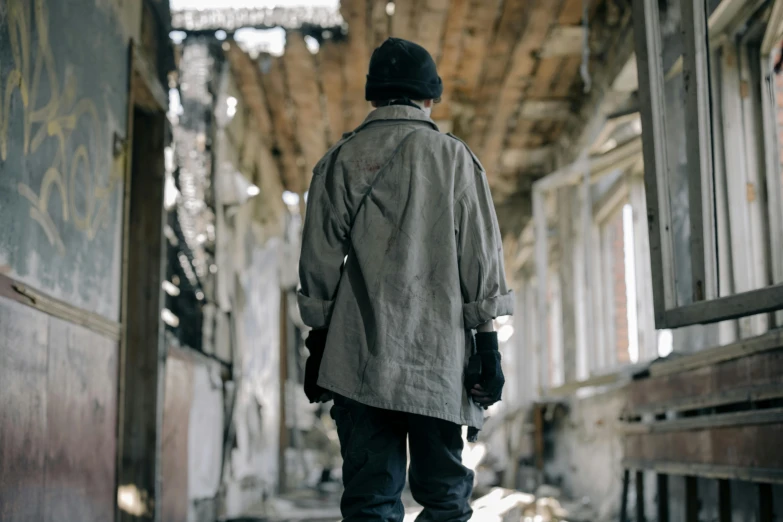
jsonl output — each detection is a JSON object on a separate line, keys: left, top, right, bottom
{"left": 0, "top": 0, "right": 131, "bottom": 319}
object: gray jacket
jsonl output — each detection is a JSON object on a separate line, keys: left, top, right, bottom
{"left": 297, "top": 105, "right": 514, "bottom": 428}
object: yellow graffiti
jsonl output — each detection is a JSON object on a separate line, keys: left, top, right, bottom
{"left": 0, "top": 0, "right": 123, "bottom": 254}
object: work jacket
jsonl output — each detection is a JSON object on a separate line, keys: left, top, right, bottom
{"left": 297, "top": 105, "right": 514, "bottom": 428}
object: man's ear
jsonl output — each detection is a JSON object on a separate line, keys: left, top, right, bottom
{"left": 423, "top": 99, "right": 434, "bottom": 108}
{"left": 371, "top": 101, "right": 380, "bottom": 108}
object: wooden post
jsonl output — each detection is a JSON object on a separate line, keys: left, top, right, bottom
{"left": 758, "top": 483, "right": 773, "bottom": 522}
{"left": 635, "top": 471, "right": 646, "bottom": 522}
{"left": 533, "top": 190, "right": 549, "bottom": 391}
{"left": 657, "top": 474, "right": 669, "bottom": 522}
{"left": 278, "top": 290, "right": 289, "bottom": 492}
{"left": 558, "top": 187, "right": 577, "bottom": 384}
{"left": 718, "top": 479, "right": 731, "bottom": 522}
{"left": 620, "top": 469, "right": 630, "bottom": 522}
{"left": 117, "top": 106, "right": 167, "bottom": 522}
{"left": 685, "top": 476, "right": 699, "bottom": 522}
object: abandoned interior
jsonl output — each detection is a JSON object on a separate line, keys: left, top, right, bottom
{"left": 1, "top": 0, "right": 783, "bottom": 520}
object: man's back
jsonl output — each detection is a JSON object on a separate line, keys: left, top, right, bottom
{"left": 298, "top": 105, "right": 513, "bottom": 429}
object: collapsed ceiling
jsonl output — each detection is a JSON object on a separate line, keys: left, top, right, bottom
{"left": 173, "top": 0, "right": 633, "bottom": 241}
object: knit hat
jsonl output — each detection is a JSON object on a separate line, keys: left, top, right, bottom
{"left": 365, "top": 37, "right": 443, "bottom": 102}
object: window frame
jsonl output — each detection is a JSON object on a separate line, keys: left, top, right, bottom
{"left": 632, "top": 0, "right": 783, "bottom": 330}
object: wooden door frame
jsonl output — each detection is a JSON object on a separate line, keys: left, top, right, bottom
{"left": 116, "top": 43, "right": 169, "bottom": 522}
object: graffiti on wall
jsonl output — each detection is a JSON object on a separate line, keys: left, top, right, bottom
{"left": 0, "top": 0, "right": 123, "bottom": 255}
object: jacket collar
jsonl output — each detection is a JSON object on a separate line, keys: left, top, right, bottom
{"left": 354, "top": 105, "right": 440, "bottom": 133}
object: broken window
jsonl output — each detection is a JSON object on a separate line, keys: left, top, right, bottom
{"left": 632, "top": 0, "right": 783, "bottom": 329}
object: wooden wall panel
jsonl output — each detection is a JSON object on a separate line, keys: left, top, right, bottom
{"left": 45, "top": 317, "right": 118, "bottom": 522}
{"left": 628, "top": 349, "right": 783, "bottom": 413}
{"left": 625, "top": 424, "right": 783, "bottom": 471}
{"left": 0, "top": 299, "right": 48, "bottom": 522}
{"left": 161, "top": 349, "right": 195, "bottom": 522}
{"left": 0, "top": 299, "right": 119, "bottom": 522}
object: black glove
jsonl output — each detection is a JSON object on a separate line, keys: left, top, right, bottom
{"left": 465, "top": 332, "right": 505, "bottom": 407}
{"left": 304, "top": 329, "right": 333, "bottom": 403}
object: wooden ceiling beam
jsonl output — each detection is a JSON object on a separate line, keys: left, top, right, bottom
{"left": 540, "top": 26, "right": 586, "bottom": 58}
{"left": 519, "top": 100, "right": 572, "bottom": 121}
{"left": 320, "top": 40, "right": 348, "bottom": 144}
{"left": 369, "top": 0, "right": 390, "bottom": 50}
{"left": 480, "top": 0, "right": 558, "bottom": 176}
{"left": 257, "top": 53, "right": 303, "bottom": 194}
{"left": 431, "top": 0, "right": 470, "bottom": 121}
{"left": 283, "top": 33, "right": 329, "bottom": 187}
{"left": 472, "top": 0, "right": 531, "bottom": 153}
{"left": 412, "top": 0, "right": 450, "bottom": 61}
{"left": 390, "top": 0, "right": 414, "bottom": 41}
{"left": 453, "top": 0, "right": 498, "bottom": 99}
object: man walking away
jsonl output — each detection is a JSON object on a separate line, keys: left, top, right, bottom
{"left": 297, "top": 37, "right": 514, "bottom": 522}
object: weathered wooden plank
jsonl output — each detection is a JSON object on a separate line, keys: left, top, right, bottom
{"left": 257, "top": 54, "right": 302, "bottom": 193}
{"left": 341, "top": 0, "right": 371, "bottom": 129}
{"left": 224, "top": 43, "right": 273, "bottom": 137}
{"left": 412, "top": 0, "right": 450, "bottom": 61}
{"left": 390, "top": 0, "right": 414, "bottom": 41}
{"left": 283, "top": 33, "right": 329, "bottom": 184}
{"left": 472, "top": 0, "right": 531, "bottom": 149}
{"left": 519, "top": 100, "right": 572, "bottom": 121}
{"left": 453, "top": 0, "right": 498, "bottom": 98}
{"left": 369, "top": 0, "right": 390, "bottom": 50}
{"left": 431, "top": 0, "right": 470, "bottom": 121}
{"left": 558, "top": 0, "right": 584, "bottom": 25}
{"left": 624, "top": 424, "right": 783, "bottom": 471}
{"left": 529, "top": 57, "right": 562, "bottom": 98}
{"left": 540, "top": 26, "right": 586, "bottom": 58}
{"left": 649, "top": 329, "right": 783, "bottom": 378}
{"left": 628, "top": 348, "right": 783, "bottom": 413}
{"left": 551, "top": 56, "right": 583, "bottom": 97}
{"left": 319, "top": 40, "right": 348, "bottom": 143}
{"left": 481, "top": 0, "right": 557, "bottom": 174}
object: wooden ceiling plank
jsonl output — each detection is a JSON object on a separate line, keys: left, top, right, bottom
{"left": 390, "top": 0, "right": 414, "bottom": 41}
{"left": 370, "top": 0, "right": 390, "bottom": 50}
{"left": 413, "top": 0, "right": 450, "bottom": 61}
{"left": 319, "top": 40, "right": 348, "bottom": 144}
{"left": 454, "top": 0, "right": 500, "bottom": 98}
{"left": 283, "top": 32, "right": 329, "bottom": 186}
{"left": 431, "top": 0, "right": 470, "bottom": 121}
{"left": 558, "top": 0, "right": 584, "bottom": 25}
{"left": 257, "top": 53, "right": 302, "bottom": 193}
{"left": 480, "top": 0, "right": 557, "bottom": 176}
{"left": 342, "top": 0, "right": 371, "bottom": 129}
{"left": 519, "top": 99, "right": 572, "bottom": 120}
{"left": 473, "top": 0, "right": 531, "bottom": 151}
{"left": 540, "top": 25, "right": 586, "bottom": 58}
{"left": 551, "top": 55, "right": 583, "bottom": 97}
{"left": 529, "top": 57, "right": 562, "bottom": 98}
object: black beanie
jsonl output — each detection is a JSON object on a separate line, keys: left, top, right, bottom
{"left": 365, "top": 37, "right": 443, "bottom": 102}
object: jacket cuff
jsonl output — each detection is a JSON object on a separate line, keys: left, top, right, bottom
{"left": 463, "top": 291, "right": 515, "bottom": 330}
{"left": 297, "top": 290, "right": 335, "bottom": 330}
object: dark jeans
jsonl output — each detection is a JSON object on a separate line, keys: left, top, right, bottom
{"left": 330, "top": 394, "right": 474, "bottom": 522}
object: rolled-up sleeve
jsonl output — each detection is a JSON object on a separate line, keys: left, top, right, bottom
{"left": 297, "top": 168, "right": 349, "bottom": 329}
{"left": 456, "top": 164, "right": 515, "bottom": 329}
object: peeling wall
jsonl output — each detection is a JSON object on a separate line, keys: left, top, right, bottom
{"left": 544, "top": 386, "right": 627, "bottom": 522}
